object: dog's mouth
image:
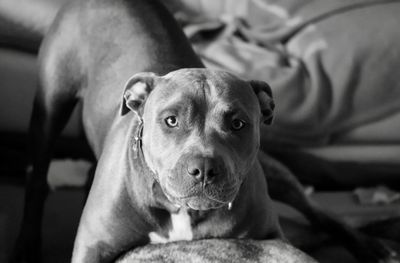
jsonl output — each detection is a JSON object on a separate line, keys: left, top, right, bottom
{"left": 162, "top": 182, "right": 240, "bottom": 210}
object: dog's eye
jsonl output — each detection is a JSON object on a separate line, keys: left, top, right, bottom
{"left": 231, "top": 119, "right": 246, "bottom": 131}
{"left": 165, "top": 116, "right": 178, "bottom": 127}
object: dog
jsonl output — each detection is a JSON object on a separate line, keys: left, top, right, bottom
{"left": 8, "top": 0, "right": 398, "bottom": 262}
{"left": 13, "top": 0, "right": 281, "bottom": 262}
{"left": 71, "top": 66, "right": 285, "bottom": 262}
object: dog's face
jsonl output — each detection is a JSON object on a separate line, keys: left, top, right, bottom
{"left": 121, "top": 68, "right": 274, "bottom": 210}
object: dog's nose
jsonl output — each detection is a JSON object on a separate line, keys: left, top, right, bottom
{"left": 187, "top": 157, "right": 219, "bottom": 184}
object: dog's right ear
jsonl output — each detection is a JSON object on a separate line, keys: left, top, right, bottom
{"left": 249, "top": 80, "right": 275, "bottom": 125}
{"left": 121, "top": 72, "right": 158, "bottom": 116}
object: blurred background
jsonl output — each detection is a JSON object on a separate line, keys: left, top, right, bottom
{"left": 1, "top": 0, "right": 400, "bottom": 262}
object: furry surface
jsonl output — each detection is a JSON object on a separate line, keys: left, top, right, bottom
{"left": 117, "top": 239, "right": 316, "bottom": 263}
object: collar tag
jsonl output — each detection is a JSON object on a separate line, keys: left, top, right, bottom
{"left": 132, "top": 118, "right": 144, "bottom": 159}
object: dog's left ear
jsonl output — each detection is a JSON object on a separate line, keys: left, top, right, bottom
{"left": 121, "top": 72, "right": 159, "bottom": 116}
{"left": 249, "top": 80, "right": 275, "bottom": 125}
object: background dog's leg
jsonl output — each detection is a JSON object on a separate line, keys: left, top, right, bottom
{"left": 259, "top": 151, "right": 398, "bottom": 263}
{"left": 11, "top": 68, "right": 79, "bottom": 263}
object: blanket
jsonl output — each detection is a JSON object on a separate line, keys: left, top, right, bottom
{"left": 116, "top": 239, "right": 316, "bottom": 263}
{"left": 178, "top": 0, "right": 400, "bottom": 147}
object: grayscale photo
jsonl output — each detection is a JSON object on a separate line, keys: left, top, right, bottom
{"left": 0, "top": 0, "right": 399, "bottom": 262}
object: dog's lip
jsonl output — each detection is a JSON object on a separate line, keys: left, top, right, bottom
{"left": 165, "top": 181, "right": 239, "bottom": 200}
{"left": 185, "top": 200, "right": 225, "bottom": 210}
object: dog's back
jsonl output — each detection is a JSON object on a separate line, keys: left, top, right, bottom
{"left": 37, "top": 0, "right": 203, "bottom": 155}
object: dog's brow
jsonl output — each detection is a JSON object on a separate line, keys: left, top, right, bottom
{"left": 159, "top": 106, "right": 181, "bottom": 116}
{"left": 215, "top": 101, "right": 251, "bottom": 120}
{"left": 157, "top": 92, "right": 186, "bottom": 112}
{"left": 157, "top": 96, "right": 195, "bottom": 117}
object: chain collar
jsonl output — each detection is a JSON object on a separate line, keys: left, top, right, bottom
{"left": 132, "top": 117, "right": 144, "bottom": 159}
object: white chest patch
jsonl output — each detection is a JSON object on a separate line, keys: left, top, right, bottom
{"left": 148, "top": 208, "right": 193, "bottom": 244}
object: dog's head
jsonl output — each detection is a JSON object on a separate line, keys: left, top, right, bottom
{"left": 121, "top": 68, "right": 274, "bottom": 210}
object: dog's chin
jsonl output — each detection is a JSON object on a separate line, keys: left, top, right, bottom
{"left": 163, "top": 187, "right": 239, "bottom": 211}
{"left": 180, "top": 197, "right": 227, "bottom": 210}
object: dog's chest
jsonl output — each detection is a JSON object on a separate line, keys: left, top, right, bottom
{"left": 149, "top": 208, "right": 194, "bottom": 244}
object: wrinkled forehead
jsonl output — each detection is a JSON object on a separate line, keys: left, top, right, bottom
{"left": 150, "top": 69, "right": 259, "bottom": 113}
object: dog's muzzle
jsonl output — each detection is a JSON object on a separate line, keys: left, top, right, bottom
{"left": 160, "top": 154, "right": 241, "bottom": 210}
